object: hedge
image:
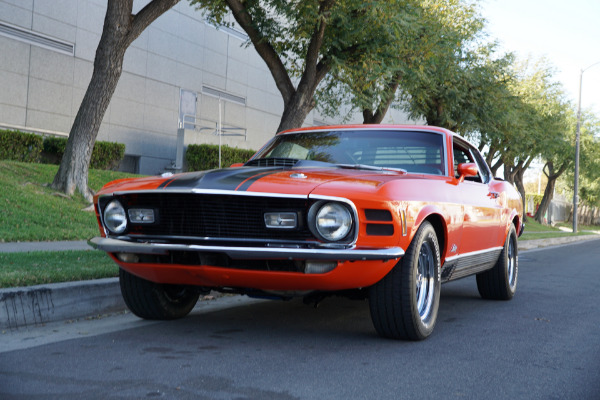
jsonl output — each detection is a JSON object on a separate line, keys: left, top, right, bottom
{"left": 186, "top": 144, "right": 256, "bottom": 171}
{"left": 0, "top": 130, "right": 125, "bottom": 170}
{"left": 43, "top": 137, "right": 125, "bottom": 170}
{"left": 0, "top": 129, "right": 43, "bottom": 162}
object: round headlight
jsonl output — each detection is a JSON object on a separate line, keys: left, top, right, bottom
{"left": 314, "top": 202, "right": 352, "bottom": 241}
{"left": 104, "top": 200, "right": 127, "bottom": 234}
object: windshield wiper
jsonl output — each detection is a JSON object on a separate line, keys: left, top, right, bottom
{"left": 336, "top": 164, "right": 407, "bottom": 173}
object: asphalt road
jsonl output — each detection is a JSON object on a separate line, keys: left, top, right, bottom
{"left": 1, "top": 240, "right": 599, "bottom": 400}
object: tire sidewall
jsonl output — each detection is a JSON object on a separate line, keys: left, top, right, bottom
{"left": 503, "top": 225, "right": 518, "bottom": 298}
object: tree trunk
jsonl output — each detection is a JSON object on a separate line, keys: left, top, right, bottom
{"left": 362, "top": 74, "right": 402, "bottom": 124}
{"left": 534, "top": 160, "right": 568, "bottom": 224}
{"left": 277, "top": 88, "right": 318, "bottom": 133}
{"left": 226, "top": 0, "right": 334, "bottom": 134}
{"left": 51, "top": 0, "right": 179, "bottom": 201}
{"left": 534, "top": 176, "right": 555, "bottom": 224}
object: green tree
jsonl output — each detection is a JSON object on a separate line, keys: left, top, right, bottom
{"left": 193, "top": 0, "right": 421, "bottom": 132}
{"left": 482, "top": 59, "right": 572, "bottom": 223}
{"left": 576, "top": 115, "right": 600, "bottom": 208}
{"left": 316, "top": 0, "right": 504, "bottom": 128}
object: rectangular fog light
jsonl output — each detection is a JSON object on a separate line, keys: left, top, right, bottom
{"left": 264, "top": 212, "right": 297, "bottom": 229}
{"left": 117, "top": 253, "right": 139, "bottom": 263}
{"left": 128, "top": 208, "right": 155, "bottom": 223}
{"left": 305, "top": 261, "right": 337, "bottom": 274}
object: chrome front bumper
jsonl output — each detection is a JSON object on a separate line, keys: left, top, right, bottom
{"left": 89, "top": 237, "right": 404, "bottom": 261}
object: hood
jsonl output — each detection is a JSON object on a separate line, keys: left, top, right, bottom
{"left": 97, "top": 163, "right": 409, "bottom": 197}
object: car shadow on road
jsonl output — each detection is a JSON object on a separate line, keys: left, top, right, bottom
{"left": 120, "top": 276, "right": 499, "bottom": 348}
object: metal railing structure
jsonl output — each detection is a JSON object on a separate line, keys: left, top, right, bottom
{"left": 180, "top": 114, "right": 247, "bottom": 140}
{"left": 176, "top": 100, "right": 248, "bottom": 170}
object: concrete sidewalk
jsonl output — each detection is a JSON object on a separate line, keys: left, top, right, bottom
{"left": 0, "top": 240, "right": 91, "bottom": 253}
{"left": 1, "top": 235, "right": 599, "bottom": 330}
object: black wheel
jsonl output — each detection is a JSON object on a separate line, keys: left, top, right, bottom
{"left": 476, "top": 224, "right": 518, "bottom": 300}
{"left": 369, "top": 221, "right": 441, "bottom": 340}
{"left": 119, "top": 269, "right": 200, "bottom": 320}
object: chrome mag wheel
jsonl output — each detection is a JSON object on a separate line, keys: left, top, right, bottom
{"left": 416, "top": 241, "right": 436, "bottom": 322}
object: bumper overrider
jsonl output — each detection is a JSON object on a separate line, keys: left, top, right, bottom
{"left": 88, "top": 237, "right": 404, "bottom": 261}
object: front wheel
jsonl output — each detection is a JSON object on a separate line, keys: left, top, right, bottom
{"left": 119, "top": 269, "right": 200, "bottom": 320}
{"left": 476, "top": 224, "right": 518, "bottom": 300}
{"left": 369, "top": 221, "right": 441, "bottom": 340}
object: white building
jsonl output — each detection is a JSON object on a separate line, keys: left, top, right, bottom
{"left": 0, "top": 0, "right": 415, "bottom": 174}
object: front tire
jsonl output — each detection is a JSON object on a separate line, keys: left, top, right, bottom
{"left": 476, "top": 224, "right": 518, "bottom": 300}
{"left": 369, "top": 221, "right": 441, "bottom": 340}
{"left": 119, "top": 269, "right": 200, "bottom": 320}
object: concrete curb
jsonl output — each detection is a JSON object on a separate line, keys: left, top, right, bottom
{"left": 518, "top": 234, "right": 600, "bottom": 250}
{"left": 0, "top": 278, "right": 124, "bottom": 330}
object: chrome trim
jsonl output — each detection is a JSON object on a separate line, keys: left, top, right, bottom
{"left": 89, "top": 237, "right": 404, "bottom": 261}
{"left": 122, "top": 234, "right": 322, "bottom": 246}
{"left": 102, "top": 189, "right": 310, "bottom": 199}
{"left": 308, "top": 195, "right": 359, "bottom": 246}
{"left": 444, "top": 246, "right": 503, "bottom": 263}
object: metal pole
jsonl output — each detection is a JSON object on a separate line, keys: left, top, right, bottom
{"left": 218, "top": 98, "right": 222, "bottom": 169}
{"left": 573, "top": 61, "right": 600, "bottom": 233}
{"left": 573, "top": 70, "right": 582, "bottom": 234}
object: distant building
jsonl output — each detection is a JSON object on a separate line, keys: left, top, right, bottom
{"left": 0, "top": 0, "right": 415, "bottom": 174}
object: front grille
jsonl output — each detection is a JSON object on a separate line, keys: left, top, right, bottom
{"left": 110, "top": 193, "right": 313, "bottom": 241}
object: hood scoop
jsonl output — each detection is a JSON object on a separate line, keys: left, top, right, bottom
{"left": 244, "top": 158, "right": 336, "bottom": 169}
{"left": 244, "top": 158, "right": 299, "bottom": 168}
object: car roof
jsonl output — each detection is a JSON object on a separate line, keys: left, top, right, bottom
{"left": 279, "top": 124, "right": 453, "bottom": 137}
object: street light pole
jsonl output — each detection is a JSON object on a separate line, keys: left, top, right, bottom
{"left": 573, "top": 61, "right": 600, "bottom": 233}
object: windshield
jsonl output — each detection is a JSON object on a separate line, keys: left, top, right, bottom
{"left": 252, "top": 129, "right": 446, "bottom": 175}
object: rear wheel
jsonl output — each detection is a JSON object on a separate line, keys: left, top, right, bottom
{"left": 476, "top": 224, "right": 518, "bottom": 300}
{"left": 119, "top": 269, "right": 200, "bottom": 320}
{"left": 369, "top": 221, "right": 441, "bottom": 340}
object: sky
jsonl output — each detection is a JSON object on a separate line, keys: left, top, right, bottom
{"left": 480, "top": 0, "right": 600, "bottom": 116}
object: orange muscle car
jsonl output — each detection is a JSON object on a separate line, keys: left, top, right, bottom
{"left": 91, "top": 125, "right": 523, "bottom": 340}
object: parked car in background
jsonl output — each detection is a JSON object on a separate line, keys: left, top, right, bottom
{"left": 91, "top": 125, "right": 523, "bottom": 340}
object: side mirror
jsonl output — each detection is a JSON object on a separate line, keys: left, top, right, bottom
{"left": 229, "top": 163, "right": 245, "bottom": 168}
{"left": 457, "top": 163, "right": 478, "bottom": 183}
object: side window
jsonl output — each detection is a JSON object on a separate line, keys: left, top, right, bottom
{"left": 452, "top": 141, "right": 484, "bottom": 183}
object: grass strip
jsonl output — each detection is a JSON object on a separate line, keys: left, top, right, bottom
{"left": 520, "top": 231, "right": 595, "bottom": 241}
{"left": 0, "top": 161, "right": 138, "bottom": 242}
{"left": 520, "top": 219, "right": 600, "bottom": 240}
{"left": 0, "top": 250, "right": 118, "bottom": 288}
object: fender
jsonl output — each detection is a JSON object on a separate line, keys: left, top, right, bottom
{"left": 410, "top": 204, "right": 452, "bottom": 261}
{"left": 508, "top": 208, "right": 523, "bottom": 237}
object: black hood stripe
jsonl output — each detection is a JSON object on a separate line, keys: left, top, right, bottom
{"left": 158, "top": 177, "right": 178, "bottom": 189}
{"left": 236, "top": 170, "right": 281, "bottom": 191}
{"left": 157, "top": 167, "right": 285, "bottom": 191}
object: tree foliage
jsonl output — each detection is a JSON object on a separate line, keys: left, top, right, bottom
{"left": 193, "top": 0, "right": 423, "bottom": 132}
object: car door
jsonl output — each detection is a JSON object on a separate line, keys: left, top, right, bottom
{"left": 452, "top": 139, "right": 502, "bottom": 255}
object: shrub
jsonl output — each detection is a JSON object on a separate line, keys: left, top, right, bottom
{"left": 43, "top": 137, "right": 125, "bottom": 170}
{"left": 90, "top": 141, "right": 125, "bottom": 170}
{"left": 186, "top": 144, "right": 256, "bottom": 171}
{"left": 0, "top": 130, "right": 43, "bottom": 162}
